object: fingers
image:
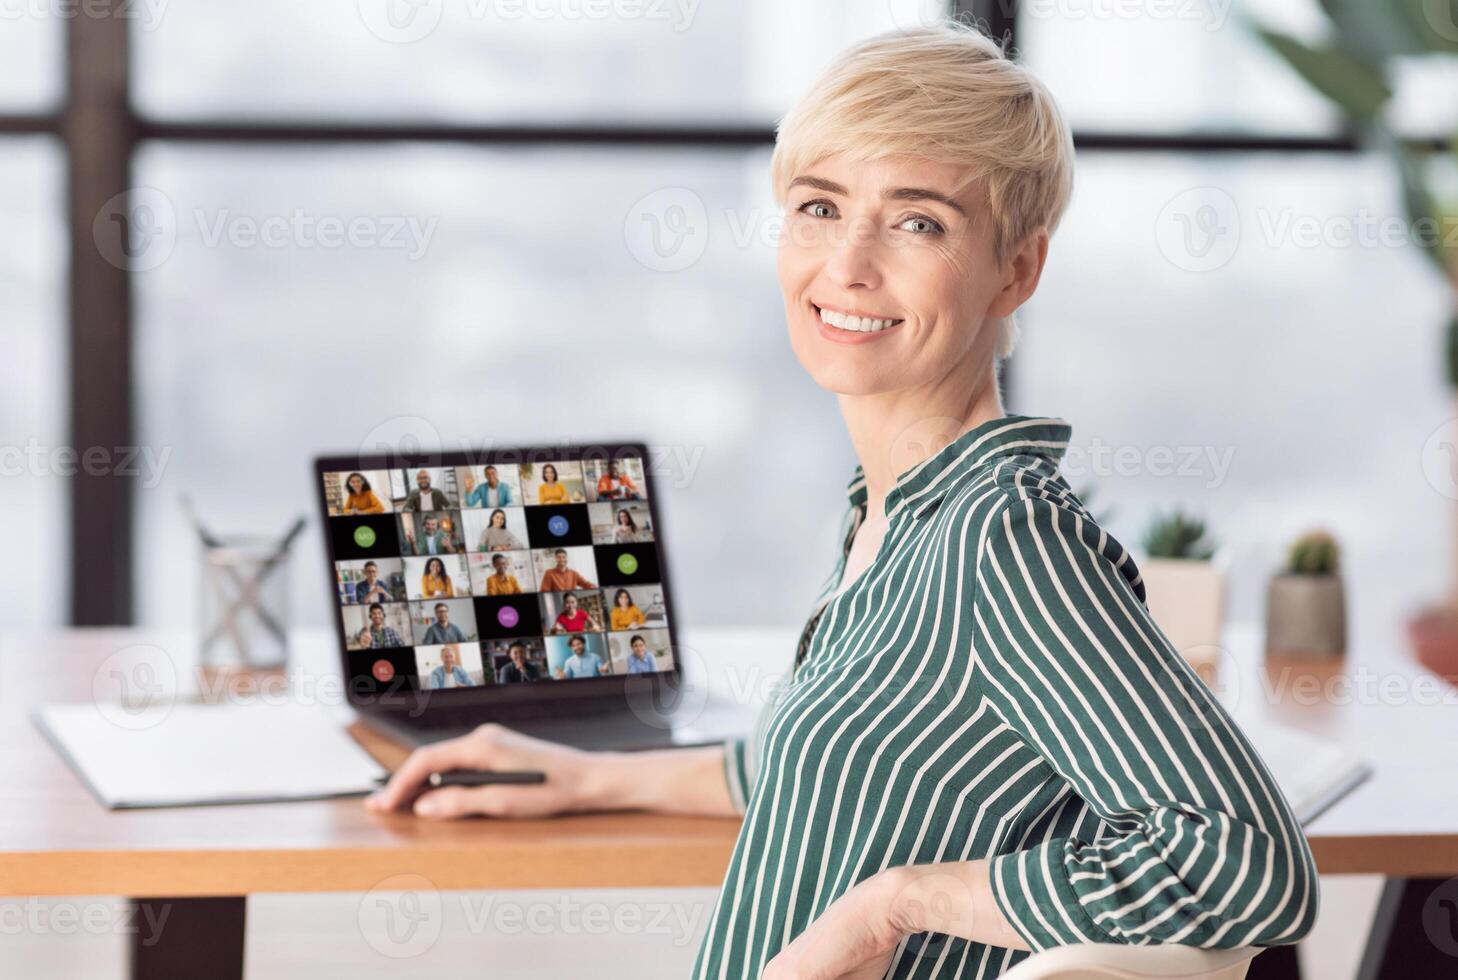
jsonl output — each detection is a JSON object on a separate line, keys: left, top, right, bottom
{"left": 365, "top": 734, "right": 488, "bottom": 812}
{"left": 411, "top": 784, "right": 517, "bottom": 820}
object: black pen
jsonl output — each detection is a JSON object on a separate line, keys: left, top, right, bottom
{"left": 375, "top": 769, "right": 547, "bottom": 788}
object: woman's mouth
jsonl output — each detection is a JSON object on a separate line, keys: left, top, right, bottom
{"left": 813, "top": 304, "right": 905, "bottom": 343}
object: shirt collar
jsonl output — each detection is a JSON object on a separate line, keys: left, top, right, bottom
{"left": 844, "top": 414, "right": 1072, "bottom": 519}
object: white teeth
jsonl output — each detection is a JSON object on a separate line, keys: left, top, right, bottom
{"left": 818, "top": 307, "right": 898, "bottom": 333}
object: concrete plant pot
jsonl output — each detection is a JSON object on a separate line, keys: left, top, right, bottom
{"left": 1265, "top": 574, "right": 1346, "bottom": 660}
{"left": 1141, "top": 557, "right": 1226, "bottom": 661}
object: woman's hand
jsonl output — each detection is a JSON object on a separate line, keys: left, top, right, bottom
{"left": 762, "top": 870, "right": 908, "bottom": 980}
{"left": 762, "top": 862, "right": 1020, "bottom": 979}
{"left": 364, "top": 723, "right": 616, "bottom": 819}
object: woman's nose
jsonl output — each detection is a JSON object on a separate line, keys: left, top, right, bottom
{"left": 822, "top": 216, "right": 884, "bottom": 290}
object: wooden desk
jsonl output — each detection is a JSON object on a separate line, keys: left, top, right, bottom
{"left": 0, "top": 628, "right": 739, "bottom": 979}
{"left": 3, "top": 623, "right": 1456, "bottom": 979}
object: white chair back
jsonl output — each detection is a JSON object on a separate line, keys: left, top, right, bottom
{"left": 999, "top": 944, "right": 1260, "bottom": 980}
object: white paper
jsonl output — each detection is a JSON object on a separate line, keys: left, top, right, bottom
{"left": 38, "top": 701, "right": 387, "bottom": 809}
{"left": 1244, "top": 721, "right": 1371, "bottom": 825}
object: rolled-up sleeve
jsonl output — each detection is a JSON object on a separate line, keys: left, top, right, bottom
{"left": 722, "top": 737, "right": 755, "bottom": 815}
{"left": 974, "top": 491, "right": 1317, "bottom": 951}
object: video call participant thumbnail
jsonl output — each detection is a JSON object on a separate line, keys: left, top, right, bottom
{"left": 341, "top": 472, "right": 387, "bottom": 514}
{"left": 473, "top": 594, "right": 544, "bottom": 641}
{"left": 592, "top": 459, "right": 642, "bottom": 500}
{"left": 554, "top": 634, "right": 609, "bottom": 680}
{"left": 352, "top": 560, "right": 402, "bottom": 604}
{"left": 538, "top": 548, "right": 597, "bottom": 592}
{"left": 461, "top": 465, "right": 517, "bottom": 508}
{"left": 403, "top": 469, "right": 456, "bottom": 512}
{"left": 346, "top": 647, "right": 417, "bottom": 697}
{"left": 594, "top": 543, "right": 660, "bottom": 587}
{"left": 494, "top": 640, "right": 543, "bottom": 684}
{"left": 623, "top": 633, "right": 657, "bottom": 674}
{"left": 419, "top": 601, "right": 470, "bottom": 645}
{"left": 330, "top": 514, "right": 400, "bottom": 561}
{"left": 348, "top": 602, "right": 409, "bottom": 650}
{"left": 608, "top": 588, "right": 646, "bottom": 630}
{"left": 523, "top": 503, "right": 592, "bottom": 549}
{"left": 545, "top": 591, "right": 601, "bottom": 634}
{"left": 400, "top": 511, "right": 462, "bottom": 556}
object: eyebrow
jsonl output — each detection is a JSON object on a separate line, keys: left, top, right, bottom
{"left": 787, "top": 176, "right": 966, "bottom": 216}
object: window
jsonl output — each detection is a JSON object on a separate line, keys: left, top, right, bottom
{"left": 0, "top": 139, "right": 67, "bottom": 626}
{"left": 0, "top": 13, "right": 63, "bottom": 112}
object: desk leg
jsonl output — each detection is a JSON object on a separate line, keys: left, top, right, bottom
{"left": 129, "top": 896, "right": 246, "bottom": 980}
{"left": 1245, "top": 943, "right": 1301, "bottom": 980}
{"left": 1355, "top": 877, "right": 1457, "bottom": 980}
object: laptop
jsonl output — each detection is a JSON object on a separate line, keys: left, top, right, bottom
{"left": 313, "top": 442, "right": 741, "bottom": 751}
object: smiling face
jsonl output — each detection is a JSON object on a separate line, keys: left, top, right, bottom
{"left": 778, "top": 154, "right": 1036, "bottom": 396}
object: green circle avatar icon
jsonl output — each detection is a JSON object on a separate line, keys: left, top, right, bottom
{"left": 616, "top": 553, "right": 638, "bottom": 575}
{"left": 353, "top": 525, "right": 377, "bottom": 548}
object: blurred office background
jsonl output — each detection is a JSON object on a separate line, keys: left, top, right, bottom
{"left": 3, "top": 0, "right": 1456, "bottom": 648}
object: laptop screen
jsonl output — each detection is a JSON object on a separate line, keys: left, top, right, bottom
{"left": 315, "top": 446, "right": 676, "bottom": 704}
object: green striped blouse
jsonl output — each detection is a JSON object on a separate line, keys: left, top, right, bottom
{"left": 693, "top": 415, "right": 1317, "bottom": 979}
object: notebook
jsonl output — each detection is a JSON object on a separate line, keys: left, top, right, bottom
{"left": 36, "top": 701, "right": 388, "bottom": 809}
{"left": 1244, "top": 721, "right": 1371, "bottom": 825}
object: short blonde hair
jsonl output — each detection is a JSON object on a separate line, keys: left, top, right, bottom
{"left": 771, "top": 23, "right": 1075, "bottom": 358}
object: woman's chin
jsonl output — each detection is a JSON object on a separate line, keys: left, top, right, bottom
{"left": 802, "top": 361, "right": 900, "bottom": 396}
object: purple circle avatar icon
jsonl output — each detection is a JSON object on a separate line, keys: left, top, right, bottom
{"left": 497, "top": 605, "right": 520, "bottom": 628}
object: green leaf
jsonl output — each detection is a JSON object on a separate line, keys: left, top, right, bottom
{"left": 1446, "top": 312, "right": 1458, "bottom": 388}
{"left": 1317, "top": 0, "right": 1428, "bottom": 60}
{"left": 1255, "top": 28, "right": 1393, "bottom": 119}
{"left": 1392, "top": 136, "right": 1451, "bottom": 274}
{"left": 1392, "top": 0, "right": 1458, "bottom": 54}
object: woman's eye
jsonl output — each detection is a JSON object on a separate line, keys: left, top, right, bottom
{"left": 899, "top": 215, "right": 943, "bottom": 235}
{"left": 798, "top": 200, "right": 837, "bottom": 219}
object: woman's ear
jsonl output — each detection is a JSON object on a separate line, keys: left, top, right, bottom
{"left": 988, "top": 229, "right": 1050, "bottom": 319}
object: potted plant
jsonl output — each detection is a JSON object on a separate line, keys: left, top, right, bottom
{"left": 1140, "top": 511, "right": 1225, "bottom": 664}
{"left": 1253, "top": 2, "right": 1458, "bottom": 679}
{"left": 1265, "top": 530, "right": 1347, "bottom": 661}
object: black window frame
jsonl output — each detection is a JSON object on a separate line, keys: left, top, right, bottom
{"left": 0, "top": 0, "right": 1442, "bottom": 624}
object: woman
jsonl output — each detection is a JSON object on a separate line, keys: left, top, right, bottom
{"left": 609, "top": 588, "right": 646, "bottom": 631}
{"left": 550, "top": 592, "right": 592, "bottom": 634}
{"left": 341, "top": 472, "right": 384, "bottom": 514}
{"left": 368, "top": 25, "right": 1316, "bottom": 978}
{"left": 536, "top": 463, "right": 569, "bottom": 505}
{"left": 419, "top": 557, "right": 454, "bottom": 599}
{"left": 612, "top": 508, "right": 642, "bottom": 544}
{"left": 478, "top": 508, "right": 524, "bottom": 551}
